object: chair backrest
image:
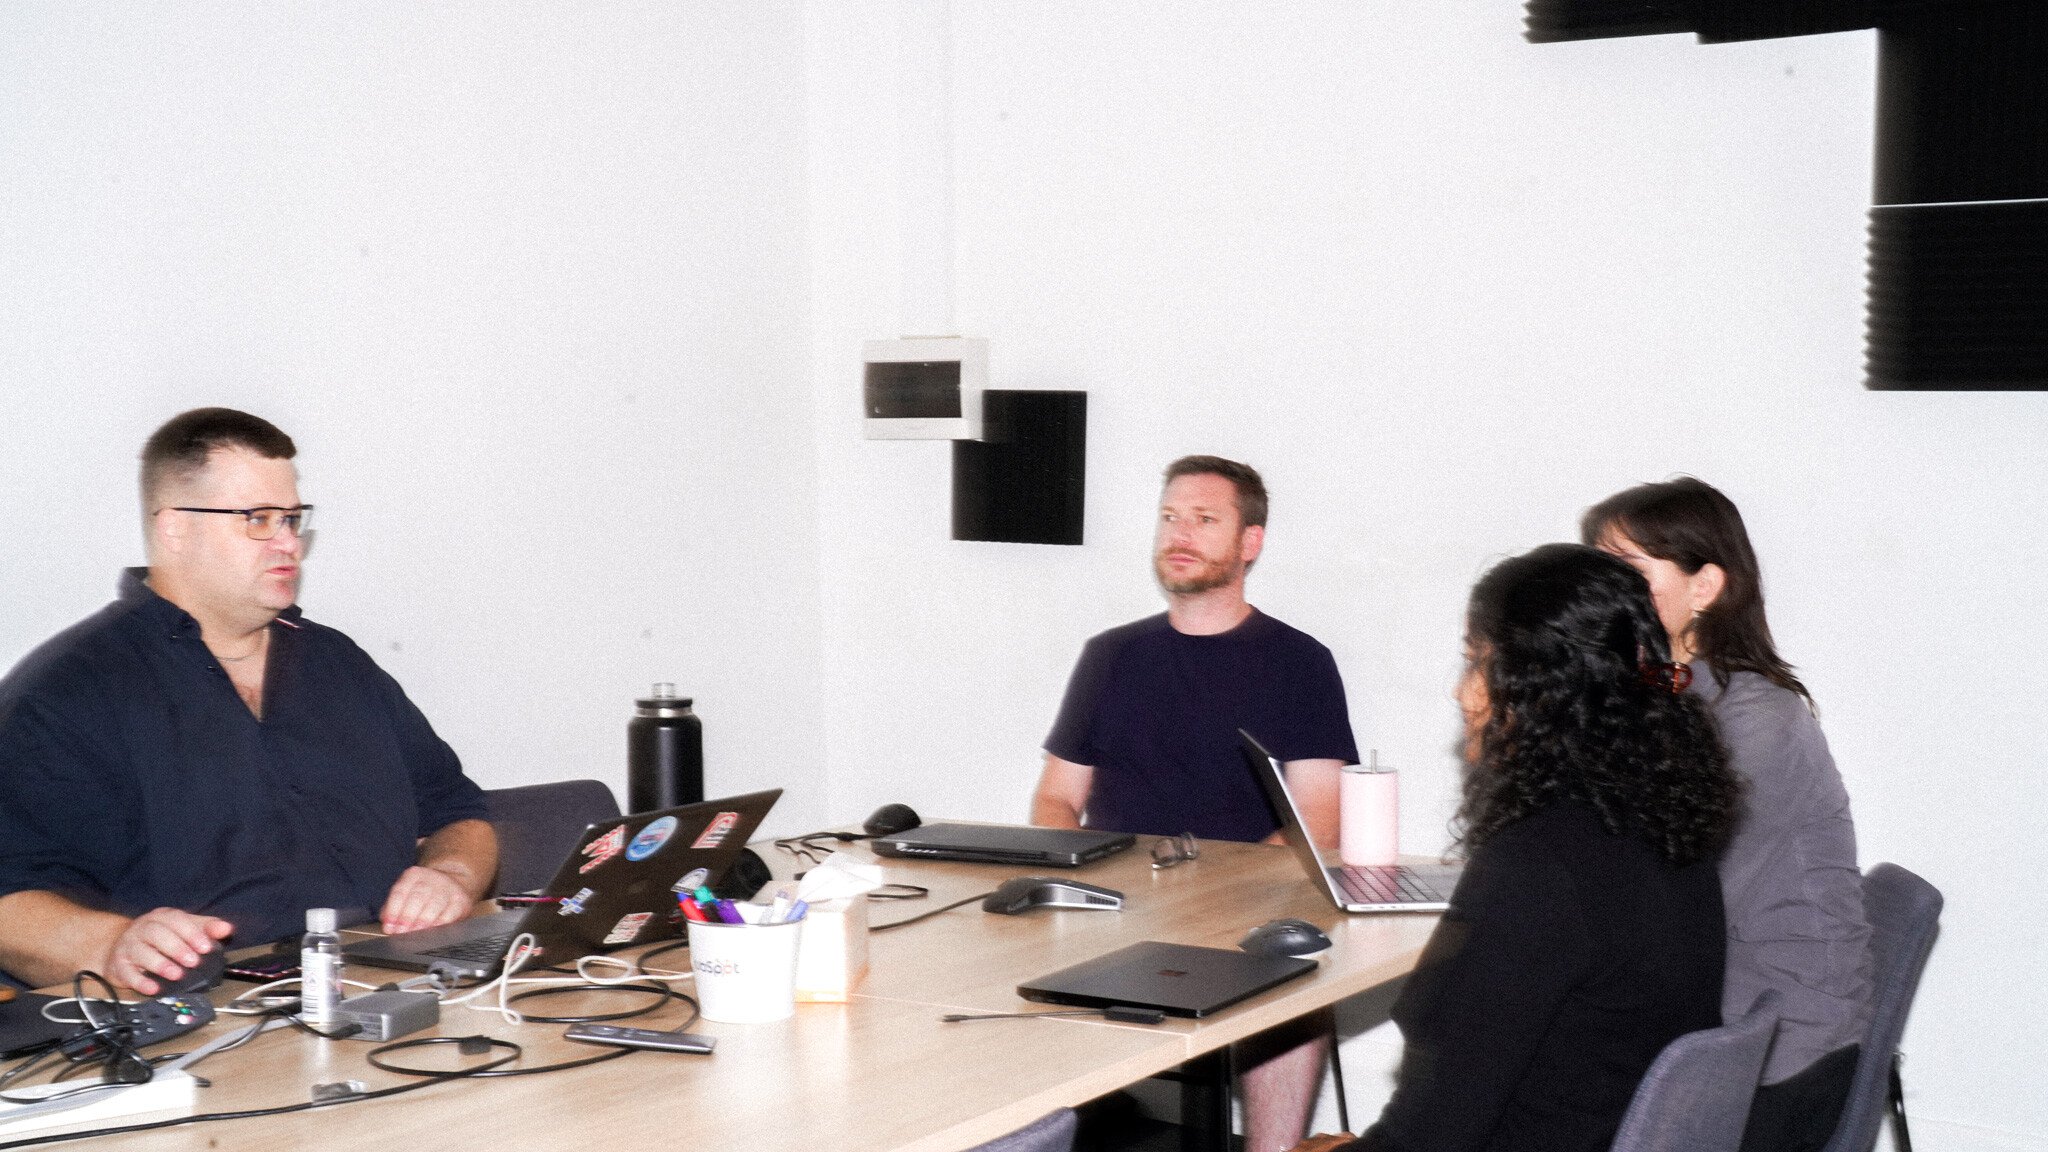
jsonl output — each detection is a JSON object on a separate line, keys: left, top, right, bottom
{"left": 1819, "top": 863, "right": 1944, "bottom": 1152}
{"left": 1610, "top": 990, "right": 1781, "bottom": 1152}
{"left": 482, "top": 779, "right": 623, "bottom": 893}
{"left": 967, "top": 1109, "right": 1078, "bottom": 1152}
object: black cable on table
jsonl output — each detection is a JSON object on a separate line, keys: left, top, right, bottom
{"left": 869, "top": 891, "right": 995, "bottom": 931}
{"left": 503, "top": 979, "right": 672, "bottom": 1024}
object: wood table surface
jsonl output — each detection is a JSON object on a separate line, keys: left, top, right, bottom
{"left": 14, "top": 835, "right": 1441, "bottom": 1152}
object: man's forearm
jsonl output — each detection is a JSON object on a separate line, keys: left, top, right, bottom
{"left": 417, "top": 818, "right": 498, "bottom": 900}
{"left": 1284, "top": 759, "right": 1345, "bottom": 849}
{"left": 0, "top": 890, "right": 128, "bottom": 989}
{"left": 1031, "top": 754, "right": 1094, "bottom": 830}
{"left": 1030, "top": 793, "right": 1084, "bottom": 829}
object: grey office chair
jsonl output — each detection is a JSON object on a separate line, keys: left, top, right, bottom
{"left": 968, "top": 1108, "right": 1078, "bottom": 1152}
{"left": 1609, "top": 990, "right": 1781, "bottom": 1152}
{"left": 482, "top": 779, "right": 622, "bottom": 892}
{"left": 1820, "top": 863, "right": 1943, "bottom": 1152}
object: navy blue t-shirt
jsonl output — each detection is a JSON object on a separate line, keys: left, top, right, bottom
{"left": 0, "top": 570, "right": 487, "bottom": 958}
{"left": 1044, "top": 610, "right": 1358, "bottom": 842}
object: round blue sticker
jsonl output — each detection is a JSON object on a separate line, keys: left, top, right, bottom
{"left": 624, "top": 816, "right": 679, "bottom": 862}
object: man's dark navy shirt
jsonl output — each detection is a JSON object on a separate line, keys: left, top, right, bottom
{"left": 1044, "top": 610, "right": 1359, "bottom": 842}
{"left": 0, "top": 570, "right": 487, "bottom": 955}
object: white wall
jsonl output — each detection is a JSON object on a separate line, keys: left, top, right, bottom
{"left": 3, "top": 3, "right": 2042, "bottom": 1147}
{"left": 803, "top": 3, "right": 2047, "bottom": 1148}
{"left": 0, "top": 3, "right": 828, "bottom": 832}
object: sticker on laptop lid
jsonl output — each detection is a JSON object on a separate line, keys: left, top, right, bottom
{"left": 579, "top": 826, "right": 627, "bottom": 874}
{"left": 671, "top": 867, "right": 711, "bottom": 894}
{"left": 558, "top": 887, "right": 595, "bottom": 916}
{"left": 625, "top": 816, "right": 679, "bottom": 862}
{"left": 603, "top": 912, "right": 654, "bottom": 945}
{"left": 690, "top": 813, "right": 740, "bottom": 850}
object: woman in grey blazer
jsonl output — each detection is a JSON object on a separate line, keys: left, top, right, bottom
{"left": 1584, "top": 476, "right": 1874, "bottom": 1152}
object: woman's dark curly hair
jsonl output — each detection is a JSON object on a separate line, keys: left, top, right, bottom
{"left": 1455, "top": 544, "right": 1740, "bottom": 866}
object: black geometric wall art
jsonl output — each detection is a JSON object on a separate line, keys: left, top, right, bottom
{"left": 1525, "top": 0, "right": 2048, "bottom": 390}
{"left": 951, "top": 390, "right": 1087, "bottom": 546}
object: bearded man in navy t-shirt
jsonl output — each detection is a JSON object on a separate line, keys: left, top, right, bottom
{"left": 1034, "top": 456, "right": 1358, "bottom": 845}
{"left": 1031, "top": 454, "right": 1359, "bottom": 1152}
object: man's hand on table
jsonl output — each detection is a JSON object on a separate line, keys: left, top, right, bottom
{"left": 103, "top": 907, "right": 234, "bottom": 995}
{"left": 379, "top": 864, "right": 477, "bottom": 934}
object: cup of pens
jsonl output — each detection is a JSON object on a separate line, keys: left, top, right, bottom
{"left": 680, "top": 886, "right": 808, "bottom": 1024}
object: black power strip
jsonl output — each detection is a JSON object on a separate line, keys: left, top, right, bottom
{"left": 59, "top": 994, "right": 216, "bottom": 1062}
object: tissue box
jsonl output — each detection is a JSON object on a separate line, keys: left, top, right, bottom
{"left": 794, "top": 894, "right": 869, "bottom": 1002}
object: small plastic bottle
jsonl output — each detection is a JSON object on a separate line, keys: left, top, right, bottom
{"left": 300, "top": 907, "right": 343, "bottom": 1027}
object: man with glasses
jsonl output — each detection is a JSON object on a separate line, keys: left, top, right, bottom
{"left": 1031, "top": 455, "right": 1358, "bottom": 1152}
{"left": 0, "top": 408, "right": 494, "bottom": 994}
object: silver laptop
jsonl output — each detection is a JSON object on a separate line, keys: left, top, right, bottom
{"left": 1239, "top": 730, "right": 1460, "bottom": 912}
{"left": 346, "top": 789, "right": 780, "bottom": 977}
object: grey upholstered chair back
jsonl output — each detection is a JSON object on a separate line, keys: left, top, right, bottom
{"left": 1820, "top": 863, "right": 1944, "bottom": 1152}
{"left": 967, "top": 1109, "right": 1078, "bottom": 1152}
{"left": 1610, "top": 989, "right": 1781, "bottom": 1152}
{"left": 482, "top": 779, "right": 623, "bottom": 893}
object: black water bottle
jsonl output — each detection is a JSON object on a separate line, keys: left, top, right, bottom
{"left": 628, "top": 683, "right": 702, "bottom": 813}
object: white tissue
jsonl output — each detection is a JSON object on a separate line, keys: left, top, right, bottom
{"left": 795, "top": 848, "right": 887, "bottom": 902}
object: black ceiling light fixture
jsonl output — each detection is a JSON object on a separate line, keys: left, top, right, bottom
{"left": 1526, "top": 0, "right": 2048, "bottom": 391}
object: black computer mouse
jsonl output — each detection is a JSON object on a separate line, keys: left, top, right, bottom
{"left": 160, "top": 946, "right": 227, "bottom": 994}
{"left": 981, "top": 876, "right": 1124, "bottom": 915}
{"left": 1239, "top": 918, "right": 1333, "bottom": 958}
{"left": 862, "top": 802, "right": 922, "bottom": 838}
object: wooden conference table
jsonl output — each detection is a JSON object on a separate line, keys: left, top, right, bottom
{"left": 37, "top": 836, "right": 1442, "bottom": 1152}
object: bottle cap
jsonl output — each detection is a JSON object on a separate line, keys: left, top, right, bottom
{"left": 306, "top": 907, "right": 337, "bottom": 934}
{"left": 636, "top": 685, "right": 695, "bottom": 711}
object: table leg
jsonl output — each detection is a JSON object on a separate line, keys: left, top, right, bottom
{"left": 1177, "top": 1049, "right": 1233, "bottom": 1152}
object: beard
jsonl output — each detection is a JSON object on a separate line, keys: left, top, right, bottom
{"left": 1154, "top": 548, "right": 1239, "bottom": 595}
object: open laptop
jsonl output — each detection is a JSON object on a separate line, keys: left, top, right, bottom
{"left": 1239, "top": 730, "right": 1461, "bottom": 912}
{"left": 869, "top": 822, "right": 1133, "bottom": 868}
{"left": 1017, "top": 940, "right": 1316, "bottom": 1019}
{"left": 345, "top": 789, "right": 780, "bottom": 978}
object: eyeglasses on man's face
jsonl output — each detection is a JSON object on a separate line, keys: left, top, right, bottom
{"left": 1150, "top": 831, "right": 1200, "bottom": 870}
{"left": 167, "top": 505, "right": 314, "bottom": 540}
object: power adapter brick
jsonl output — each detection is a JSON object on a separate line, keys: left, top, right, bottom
{"left": 333, "top": 989, "right": 440, "bottom": 1041}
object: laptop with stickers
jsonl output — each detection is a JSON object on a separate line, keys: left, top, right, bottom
{"left": 344, "top": 789, "right": 781, "bottom": 978}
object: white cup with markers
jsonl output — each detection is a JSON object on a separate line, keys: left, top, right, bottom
{"left": 688, "top": 908, "right": 806, "bottom": 1023}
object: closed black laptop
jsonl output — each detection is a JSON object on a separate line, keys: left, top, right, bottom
{"left": 870, "top": 822, "right": 1134, "bottom": 868}
{"left": 1017, "top": 940, "right": 1316, "bottom": 1019}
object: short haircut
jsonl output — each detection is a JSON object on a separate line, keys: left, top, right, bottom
{"left": 140, "top": 407, "right": 297, "bottom": 509}
{"left": 1161, "top": 455, "right": 1268, "bottom": 528}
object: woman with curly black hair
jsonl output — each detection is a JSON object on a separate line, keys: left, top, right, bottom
{"left": 1584, "top": 478, "right": 1871, "bottom": 1152}
{"left": 1302, "top": 544, "right": 1740, "bottom": 1152}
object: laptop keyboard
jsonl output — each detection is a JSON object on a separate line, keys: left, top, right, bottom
{"left": 1334, "top": 866, "right": 1444, "bottom": 905}
{"left": 422, "top": 934, "right": 515, "bottom": 965}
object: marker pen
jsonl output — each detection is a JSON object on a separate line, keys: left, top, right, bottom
{"left": 712, "top": 899, "right": 746, "bottom": 925}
